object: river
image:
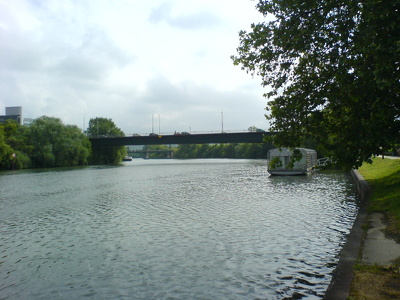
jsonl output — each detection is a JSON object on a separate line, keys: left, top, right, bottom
{"left": 0, "top": 159, "right": 358, "bottom": 299}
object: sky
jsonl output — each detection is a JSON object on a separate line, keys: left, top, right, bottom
{"left": 0, "top": 0, "right": 270, "bottom": 135}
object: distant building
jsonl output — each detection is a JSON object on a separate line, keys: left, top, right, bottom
{"left": 23, "top": 118, "right": 34, "bottom": 126}
{"left": 0, "top": 106, "right": 23, "bottom": 125}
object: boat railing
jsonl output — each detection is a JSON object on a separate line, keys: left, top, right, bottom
{"left": 316, "top": 157, "right": 331, "bottom": 167}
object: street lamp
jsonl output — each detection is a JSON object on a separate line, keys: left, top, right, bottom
{"left": 152, "top": 112, "right": 154, "bottom": 133}
{"left": 221, "top": 109, "right": 224, "bottom": 133}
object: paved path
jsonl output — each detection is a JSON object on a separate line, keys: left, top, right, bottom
{"left": 362, "top": 213, "right": 400, "bottom": 265}
{"left": 360, "top": 160, "right": 400, "bottom": 265}
{"left": 378, "top": 155, "right": 400, "bottom": 159}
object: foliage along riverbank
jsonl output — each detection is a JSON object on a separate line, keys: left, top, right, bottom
{"left": 349, "top": 157, "right": 400, "bottom": 299}
{"left": 135, "top": 143, "right": 274, "bottom": 160}
{"left": 0, "top": 116, "right": 126, "bottom": 170}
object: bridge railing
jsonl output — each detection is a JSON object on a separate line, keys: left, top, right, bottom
{"left": 123, "top": 129, "right": 258, "bottom": 137}
{"left": 316, "top": 157, "right": 332, "bottom": 167}
{"left": 88, "top": 129, "right": 266, "bottom": 139}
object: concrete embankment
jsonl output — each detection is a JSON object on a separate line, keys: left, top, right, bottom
{"left": 323, "top": 170, "right": 370, "bottom": 299}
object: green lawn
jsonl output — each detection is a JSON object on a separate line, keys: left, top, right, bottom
{"left": 349, "top": 157, "right": 400, "bottom": 299}
{"left": 358, "top": 157, "right": 400, "bottom": 236}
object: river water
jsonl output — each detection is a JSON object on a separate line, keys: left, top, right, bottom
{"left": 0, "top": 159, "right": 358, "bottom": 299}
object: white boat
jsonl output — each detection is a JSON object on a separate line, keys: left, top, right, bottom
{"left": 122, "top": 155, "right": 133, "bottom": 161}
{"left": 267, "top": 148, "right": 317, "bottom": 175}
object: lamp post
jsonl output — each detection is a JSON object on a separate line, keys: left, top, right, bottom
{"left": 152, "top": 112, "right": 154, "bottom": 133}
{"left": 221, "top": 109, "right": 224, "bottom": 133}
{"left": 158, "top": 114, "right": 160, "bottom": 135}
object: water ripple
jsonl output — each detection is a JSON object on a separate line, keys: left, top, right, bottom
{"left": 0, "top": 160, "right": 358, "bottom": 299}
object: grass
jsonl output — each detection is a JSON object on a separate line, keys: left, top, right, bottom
{"left": 358, "top": 157, "right": 400, "bottom": 239}
{"left": 348, "top": 264, "right": 400, "bottom": 299}
{"left": 348, "top": 157, "right": 400, "bottom": 299}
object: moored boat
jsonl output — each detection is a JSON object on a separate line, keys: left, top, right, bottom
{"left": 267, "top": 148, "right": 317, "bottom": 175}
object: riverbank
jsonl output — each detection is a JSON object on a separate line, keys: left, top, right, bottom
{"left": 325, "top": 157, "right": 400, "bottom": 299}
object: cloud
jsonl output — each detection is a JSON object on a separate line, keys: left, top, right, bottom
{"left": 0, "top": 14, "right": 44, "bottom": 72}
{"left": 149, "top": 1, "right": 220, "bottom": 30}
{"left": 0, "top": 0, "right": 268, "bottom": 135}
{"left": 115, "top": 76, "right": 266, "bottom": 134}
{"left": 49, "top": 27, "right": 134, "bottom": 83}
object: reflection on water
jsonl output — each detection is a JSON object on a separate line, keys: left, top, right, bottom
{"left": 0, "top": 159, "right": 358, "bottom": 299}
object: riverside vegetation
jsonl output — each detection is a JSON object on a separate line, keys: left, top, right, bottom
{"left": 233, "top": 0, "right": 399, "bottom": 170}
{"left": 349, "top": 157, "right": 400, "bottom": 299}
{"left": 134, "top": 143, "right": 273, "bottom": 160}
{"left": 0, "top": 116, "right": 126, "bottom": 170}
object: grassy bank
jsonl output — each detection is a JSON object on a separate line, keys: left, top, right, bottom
{"left": 348, "top": 157, "right": 400, "bottom": 299}
{"left": 358, "top": 157, "right": 400, "bottom": 238}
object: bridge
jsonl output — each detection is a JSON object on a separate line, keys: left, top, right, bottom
{"left": 89, "top": 132, "right": 271, "bottom": 146}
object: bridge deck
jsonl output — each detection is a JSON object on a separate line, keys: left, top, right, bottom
{"left": 89, "top": 132, "right": 270, "bottom": 146}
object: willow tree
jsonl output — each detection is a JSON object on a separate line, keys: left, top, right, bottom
{"left": 232, "top": 0, "right": 400, "bottom": 169}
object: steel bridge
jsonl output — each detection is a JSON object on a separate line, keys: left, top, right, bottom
{"left": 89, "top": 132, "right": 271, "bottom": 146}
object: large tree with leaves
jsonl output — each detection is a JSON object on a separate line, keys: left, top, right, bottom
{"left": 25, "top": 116, "right": 91, "bottom": 168}
{"left": 87, "top": 117, "right": 126, "bottom": 164}
{"left": 232, "top": 0, "right": 400, "bottom": 169}
{"left": 0, "top": 120, "right": 31, "bottom": 169}
{"left": 0, "top": 126, "right": 13, "bottom": 168}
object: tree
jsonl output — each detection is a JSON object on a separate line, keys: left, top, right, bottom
{"left": 235, "top": 143, "right": 270, "bottom": 159}
{"left": 86, "top": 117, "right": 125, "bottom": 138}
{"left": 248, "top": 126, "right": 258, "bottom": 133}
{"left": 0, "top": 120, "right": 31, "bottom": 169}
{"left": 175, "top": 144, "right": 198, "bottom": 159}
{"left": 173, "top": 143, "right": 272, "bottom": 159}
{"left": 143, "top": 145, "right": 172, "bottom": 159}
{"left": 232, "top": 0, "right": 400, "bottom": 169}
{"left": 87, "top": 117, "right": 126, "bottom": 164}
{"left": 25, "top": 116, "right": 91, "bottom": 168}
{"left": 53, "top": 125, "right": 91, "bottom": 166}
{"left": 0, "top": 126, "right": 13, "bottom": 168}
{"left": 196, "top": 144, "right": 212, "bottom": 158}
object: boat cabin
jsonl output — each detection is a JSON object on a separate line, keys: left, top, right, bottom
{"left": 267, "top": 148, "right": 317, "bottom": 175}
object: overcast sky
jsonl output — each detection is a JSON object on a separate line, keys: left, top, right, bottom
{"left": 0, "top": 0, "right": 269, "bottom": 135}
